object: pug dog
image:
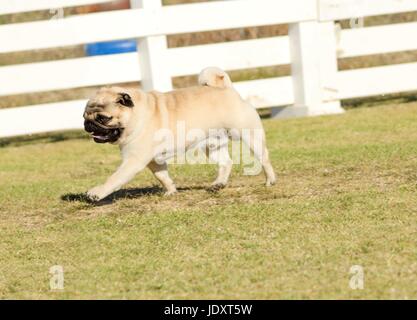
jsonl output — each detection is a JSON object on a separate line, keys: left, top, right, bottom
{"left": 83, "top": 67, "right": 276, "bottom": 202}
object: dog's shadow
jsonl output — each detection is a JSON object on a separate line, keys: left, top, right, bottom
{"left": 61, "top": 185, "right": 210, "bottom": 206}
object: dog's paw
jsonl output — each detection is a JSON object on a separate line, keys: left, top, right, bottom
{"left": 86, "top": 186, "right": 107, "bottom": 202}
{"left": 208, "top": 183, "right": 226, "bottom": 192}
{"left": 265, "top": 179, "right": 277, "bottom": 187}
{"left": 164, "top": 189, "right": 178, "bottom": 196}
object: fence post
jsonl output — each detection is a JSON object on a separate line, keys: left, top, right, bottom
{"left": 318, "top": 21, "right": 344, "bottom": 115}
{"left": 130, "top": 0, "right": 173, "bottom": 92}
{"left": 283, "top": 19, "right": 344, "bottom": 117}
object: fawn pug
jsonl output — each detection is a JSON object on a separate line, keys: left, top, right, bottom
{"left": 83, "top": 67, "right": 276, "bottom": 201}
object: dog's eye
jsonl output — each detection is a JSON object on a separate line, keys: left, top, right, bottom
{"left": 117, "top": 93, "right": 134, "bottom": 107}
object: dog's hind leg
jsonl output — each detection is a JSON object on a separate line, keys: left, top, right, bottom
{"left": 240, "top": 129, "right": 276, "bottom": 187}
{"left": 258, "top": 145, "right": 276, "bottom": 187}
{"left": 147, "top": 160, "right": 177, "bottom": 196}
{"left": 205, "top": 142, "right": 233, "bottom": 190}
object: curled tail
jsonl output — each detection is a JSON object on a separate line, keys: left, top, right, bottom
{"left": 198, "top": 67, "right": 233, "bottom": 89}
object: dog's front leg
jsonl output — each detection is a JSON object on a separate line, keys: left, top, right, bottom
{"left": 87, "top": 156, "right": 149, "bottom": 202}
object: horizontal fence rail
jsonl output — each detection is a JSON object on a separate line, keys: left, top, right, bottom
{"left": 337, "top": 21, "right": 417, "bottom": 58}
{"left": 337, "top": 62, "right": 417, "bottom": 100}
{"left": 0, "top": 0, "right": 113, "bottom": 15}
{"left": 0, "top": 100, "right": 87, "bottom": 138}
{"left": 0, "top": 0, "right": 417, "bottom": 138}
{"left": 0, "top": 36, "right": 291, "bottom": 96}
{"left": 0, "top": 0, "right": 315, "bottom": 53}
{"left": 319, "top": 0, "right": 417, "bottom": 21}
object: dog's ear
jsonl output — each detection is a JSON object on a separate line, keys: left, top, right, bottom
{"left": 117, "top": 93, "right": 134, "bottom": 107}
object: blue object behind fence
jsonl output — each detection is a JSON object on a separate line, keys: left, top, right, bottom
{"left": 85, "top": 40, "right": 137, "bottom": 56}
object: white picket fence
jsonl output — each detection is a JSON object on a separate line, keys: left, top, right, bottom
{"left": 0, "top": 0, "right": 416, "bottom": 138}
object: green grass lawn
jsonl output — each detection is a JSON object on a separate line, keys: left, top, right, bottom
{"left": 0, "top": 102, "right": 416, "bottom": 299}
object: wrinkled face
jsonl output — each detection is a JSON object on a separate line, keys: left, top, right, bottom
{"left": 83, "top": 87, "right": 135, "bottom": 144}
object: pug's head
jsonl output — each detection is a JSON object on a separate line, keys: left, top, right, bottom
{"left": 83, "top": 87, "right": 137, "bottom": 144}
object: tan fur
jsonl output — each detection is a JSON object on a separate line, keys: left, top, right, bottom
{"left": 84, "top": 68, "right": 276, "bottom": 201}
{"left": 198, "top": 67, "right": 233, "bottom": 88}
